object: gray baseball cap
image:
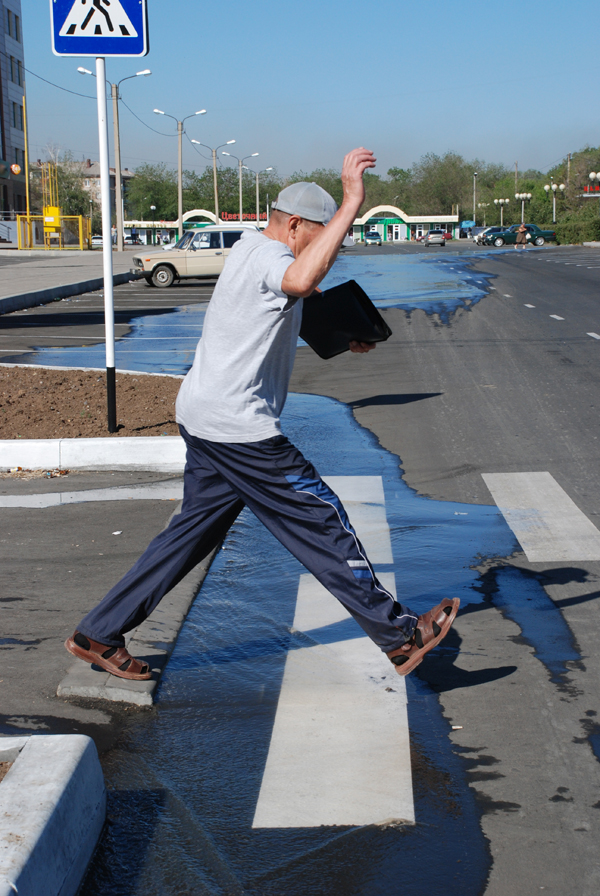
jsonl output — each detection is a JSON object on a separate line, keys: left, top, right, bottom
{"left": 272, "top": 182, "right": 338, "bottom": 225}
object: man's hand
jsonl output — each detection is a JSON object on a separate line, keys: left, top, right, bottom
{"left": 349, "top": 341, "right": 377, "bottom": 354}
{"left": 340, "top": 148, "right": 377, "bottom": 212}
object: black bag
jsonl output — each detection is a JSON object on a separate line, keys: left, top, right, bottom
{"left": 299, "top": 279, "right": 392, "bottom": 360}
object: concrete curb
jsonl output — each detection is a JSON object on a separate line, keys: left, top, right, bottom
{"left": 583, "top": 241, "right": 600, "bottom": 248}
{"left": 0, "top": 271, "right": 142, "bottom": 316}
{"left": 0, "top": 735, "right": 105, "bottom": 896}
{"left": 0, "top": 434, "right": 186, "bottom": 472}
{"left": 57, "top": 544, "right": 219, "bottom": 706}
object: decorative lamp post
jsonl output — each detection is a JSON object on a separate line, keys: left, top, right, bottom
{"left": 190, "top": 139, "right": 235, "bottom": 223}
{"left": 589, "top": 172, "right": 600, "bottom": 217}
{"left": 154, "top": 108, "right": 207, "bottom": 239}
{"left": 247, "top": 166, "right": 273, "bottom": 226}
{"left": 477, "top": 201, "right": 490, "bottom": 227}
{"left": 493, "top": 198, "right": 510, "bottom": 227}
{"left": 221, "top": 151, "right": 259, "bottom": 223}
{"left": 78, "top": 66, "right": 152, "bottom": 252}
{"left": 150, "top": 205, "right": 156, "bottom": 244}
{"left": 543, "top": 181, "right": 565, "bottom": 224}
{"left": 515, "top": 192, "right": 532, "bottom": 223}
{"left": 473, "top": 172, "right": 478, "bottom": 224}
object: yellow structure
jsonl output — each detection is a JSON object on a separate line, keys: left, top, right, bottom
{"left": 16, "top": 162, "right": 91, "bottom": 250}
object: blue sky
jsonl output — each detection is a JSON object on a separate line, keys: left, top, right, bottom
{"left": 21, "top": 0, "right": 600, "bottom": 179}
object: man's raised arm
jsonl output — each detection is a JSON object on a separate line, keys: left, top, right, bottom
{"left": 281, "top": 147, "right": 376, "bottom": 298}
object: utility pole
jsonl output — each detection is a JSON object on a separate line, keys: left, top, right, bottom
{"left": 111, "top": 83, "right": 124, "bottom": 252}
{"left": 515, "top": 162, "right": 518, "bottom": 193}
{"left": 567, "top": 153, "right": 571, "bottom": 186}
{"left": 212, "top": 148, "right": 219, "bottom": 222}
{"left": 177, "top": 120, "right": 183, "bottom": 240}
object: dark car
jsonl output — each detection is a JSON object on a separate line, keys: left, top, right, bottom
{"left": 483, "top": 224, "right": 557, "bottom": 247}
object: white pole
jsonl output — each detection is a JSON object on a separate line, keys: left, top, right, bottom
{"left": 177, "top": 121, "right": 183, "bottom": 239}
{"left": 96, "top": 57, "right": 117, "bottom": 432}
{"left": 111, "top": 82, "right": 124, "bottom": 253}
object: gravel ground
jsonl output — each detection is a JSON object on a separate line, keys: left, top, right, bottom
{"left": 0, "top": 366, "right": 182, "bottom": 440}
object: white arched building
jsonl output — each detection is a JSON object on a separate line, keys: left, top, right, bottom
{"left": 353, "top": 205, "right": 460, "bottom": 242}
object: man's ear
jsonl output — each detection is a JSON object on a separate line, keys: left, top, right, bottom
{"left": 287, "top": 215, "right": 302, "bottom": 242}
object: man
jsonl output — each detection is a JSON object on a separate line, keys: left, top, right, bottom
{"left": 65, "top": 148, "right": 458, "bottom": 681}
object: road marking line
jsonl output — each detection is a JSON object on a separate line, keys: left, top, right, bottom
{"left": 587, "top": 332, "right": 600, "bottom": 340}
{"left": 550, "top": 315, "right": 564, "bottom": 320}
{"left": 482, "top": 472, "right": 600, "bottom": 561}
{"left": 503, "top": 294, "right": 513, "bottom": 297}
{"left": 524, "top": 304, "right": 536, "bottom": 308}
{"left": 252, "top": 573, "right": 414, "bottom": 829}
{"left": 252, "top": 475, "right": 414, "bottom": 829}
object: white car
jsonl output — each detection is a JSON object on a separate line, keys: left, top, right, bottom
{"left": 91, "top": 235, "right": 103, "bottom": 247}
{"left": 132, "top": 224, "right": 260, "bottom": 287}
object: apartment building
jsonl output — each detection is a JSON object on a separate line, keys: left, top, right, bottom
{"left": 0, "top": 0, "right": 26, "bottom": 219}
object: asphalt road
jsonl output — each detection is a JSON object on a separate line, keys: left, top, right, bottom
{"left": 3, "top": 241, "right": 600, "bottom": 893}
{"left": 290, "top": 243, "right": 600, "bottom": 895}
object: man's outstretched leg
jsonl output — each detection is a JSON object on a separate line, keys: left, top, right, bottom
{"left": 180, "top": 429, "right": 459, "bottom": 676}
{"left": 65, "top": 440, "right": 244, "bottom": 679}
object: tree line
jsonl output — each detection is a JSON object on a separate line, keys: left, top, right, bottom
{"left": 31, "top": 144, "right": 600, "bottom": 243}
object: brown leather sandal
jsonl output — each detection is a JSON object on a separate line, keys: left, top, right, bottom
{"left": 65, "top": 631, "right": 152, "bottom": 681}
{"left": 387, "top": 597, "right": 460, "bottom": 676}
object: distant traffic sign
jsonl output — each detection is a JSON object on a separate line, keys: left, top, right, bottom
{"left": 50, "top": 0, "right": 148, "bottom": 56}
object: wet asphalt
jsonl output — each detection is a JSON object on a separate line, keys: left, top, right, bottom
{"left": 2, "top": 241, "right": 600, "bottom": 894}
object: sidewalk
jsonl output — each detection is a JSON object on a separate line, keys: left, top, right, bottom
{"left": 0, "top": 249, "right": 141, "bottom": 315}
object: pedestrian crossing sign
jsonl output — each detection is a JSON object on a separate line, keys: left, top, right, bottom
{"left": 50, "top": 0, "right": 149, "bottom": 57}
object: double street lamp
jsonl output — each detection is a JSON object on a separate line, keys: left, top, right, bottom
{"left": 78, "top": 66, "right": 151, "bottom": 252}
{"left": 515, "top": 192, "right": 532, "bottom": 223}
{"left": 221, "top": 151, "right": 259, "bottom": 224}
{"left": 493, "top": 197, "right": 510, "bottom": 227}
{"left": 589, "top": 172, "right": 600, "bottom": 217}
{"left": 154, "top": 108, "right": 206, "bottom": 239}
{"left": 543, "top": 180, "right": 565, "bottom": 224}
{"left": 190, "top": 139, "right": 236, "bottom": 222}
{"left": 247, "top": 166, "right": 274, "bottom": 226}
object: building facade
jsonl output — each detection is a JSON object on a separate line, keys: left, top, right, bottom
{"left": 352, "top": 205, "right": 460, "bottom": 242}
{"left": 0, "top": 0, "right": 26, "bottom": 224}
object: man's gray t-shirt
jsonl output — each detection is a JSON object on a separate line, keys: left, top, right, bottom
{"left": 176, "top": 230, "right": 298, "bottom": 443}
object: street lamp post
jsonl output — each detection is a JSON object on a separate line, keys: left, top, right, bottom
{"left": 473, "top": 172, "right": 478, "bottom": 224}
{"left": 190, "top": 139, "right": 235, "bottom": 222}
{"left": 477, "top": 201, "right": 490, "bottom": 227}
{"left": 221, "top": 151, "right": 259, "bottom": 223}
{"left": 154, "top": 108, "right": 207, "bottom": 238}
{"left": 150, "top": 204, "right": 156, "bottom": 244}
{"left": 543, "top": 180, "right": 565, "bottom": 224}
{"left": 247, "top": 166, "right": 273, "bottom": 226}
{"left": 589, "top": 172, "right": 600, "bottom": 216}
{"left": 78, "top": 67, "right": 151, "bottom": 252}
{"left": 515, "top": 192, "right": 532, "bottom": 223}
{"left": 493, "top": 198, "right": 510, "bottom": 227}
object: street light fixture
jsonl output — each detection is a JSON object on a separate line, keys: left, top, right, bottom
{"left": 477, "top": 201, "right": 490, "bottom": 227}
{"left": 246, "top": 166, "right": 274, "bottom": 227}
{"left": 515, "top": 192, "right": 532, "bottom": 223}
{"left": 493, "top": 197, "right": 510, "bottom": 227}
{"left": 190, "top": 139, "right": 235, "bottom": 222}
{"left": 78, "top": 66, "right": 152, "bottom": 251}
{"left": 154, "top": 108, "right": 207, "bottom": 238}
{"left": 588, "top": 172, "right": 600, "bottom": 217}
{"left": 221, "top": 151, "right": 259, "bottom": 223}
{"left": 543, "top": 180, "right": 565, "bottom": 224}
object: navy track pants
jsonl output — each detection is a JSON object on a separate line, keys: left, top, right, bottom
{"left": 78, "top": 426, "right": 418, "bottom": 653}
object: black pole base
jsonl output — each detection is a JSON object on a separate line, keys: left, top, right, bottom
{"left": 106, "top": 366, "right": 117, "bottom": 433}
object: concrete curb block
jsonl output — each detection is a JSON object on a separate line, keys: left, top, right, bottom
{"left": 583, "top": 241, "right": 600, "bottom": 248}
{"left": 0, "top": 271, "right": 142, "bottom": 316}
{"left": 0, "top": 435, "right": 186, "bottom": 472}
{"left": 57, "top": 543, "right": 220, "bottom": 706}
{"left": 0, "top": 735, "right": 105, "bottom": 896}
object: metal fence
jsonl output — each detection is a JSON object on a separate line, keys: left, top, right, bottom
{"left": 16, "top": 215, "right": 91, "bottom": 250}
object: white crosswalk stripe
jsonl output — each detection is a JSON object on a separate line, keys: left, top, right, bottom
{"left": 482, "top": 472, "right": 600, "bottom": 562}
{"left": 252, "top": 475, "right": 414, "bottom": 829}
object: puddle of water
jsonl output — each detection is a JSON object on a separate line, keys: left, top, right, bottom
{"left": 5, "top": 253, "right": 493, "bottom": 372}
{"left": 493, "top": 566, "right": 580, "bottom": 683}
{"left": 82, "top": 392, "right": 514, "bottom": 895}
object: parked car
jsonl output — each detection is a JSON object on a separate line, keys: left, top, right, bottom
{"left": 91, "top": 235, "right": 103, "bottom": 247}
{"left": 473, "top": 226, "right": 505, "bottom": 245}
{"left": 131, "top": 224, "right": 260, "bottom": 287}
{"left": 124, "top": 236, "right": 142, "bottom": 245}
{"left": 364, "top": 230, "right": 382, "bottom": 246}
{"left": 482, "top": 224, "right": 557, "bottom": 247}
{"left": 424, "top": 229, "right": 446, "bottom": 247}
{"left": 443, "top": 231, "right": 453, "bottom": 240}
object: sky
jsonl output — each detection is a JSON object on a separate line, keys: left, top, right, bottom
{"left": 20, "top": 0, "right": 600, "bottom": 181}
